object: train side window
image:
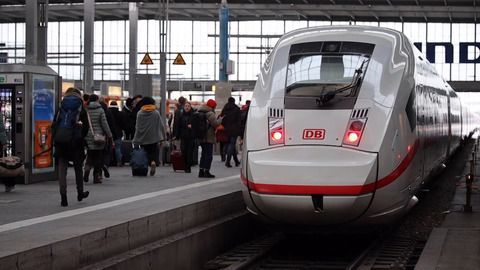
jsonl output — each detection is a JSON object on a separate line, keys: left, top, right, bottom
{"left": 406, "top": 91, "right": 416, "bottom": 131}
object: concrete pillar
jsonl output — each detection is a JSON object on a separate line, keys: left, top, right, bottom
{"left": 84, "top": 0, "right": 95, "bottom": 93}
{"left": 25, "top": 0, "right": 38, "bottom": 65}
{"left": 129, "top": 3, "right": 138, "bottom": 95}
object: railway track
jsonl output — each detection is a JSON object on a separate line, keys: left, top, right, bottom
{"left": 205, "top": 229, "right": 425, "bottom": 270}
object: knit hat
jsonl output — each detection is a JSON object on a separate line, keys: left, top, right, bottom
{"left": 109, "top": 101, "right": 118, "bottom": 108}
{"left": 206, "top": 99, "right": 217, "bottom": 109}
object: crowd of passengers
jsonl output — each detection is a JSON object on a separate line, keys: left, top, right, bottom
{"left": 0, "top": 87, "right": 250, "bottom": 208}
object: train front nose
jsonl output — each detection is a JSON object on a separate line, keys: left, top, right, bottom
{"left": 244, "top": 146, "right": 378, "bottom": 225}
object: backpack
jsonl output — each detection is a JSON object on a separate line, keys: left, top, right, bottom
{"left": 191, "top": 111, "right": 208, "bottom": 139}
{"left": 53, "top": 95, "right": 83, "bottom": 145}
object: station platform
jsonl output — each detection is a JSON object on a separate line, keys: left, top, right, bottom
{"left": 416, "top": 145, "right": 480, "bottom": 270}
{"left": 0, "top": 159, "right": 251, "bottom": 270}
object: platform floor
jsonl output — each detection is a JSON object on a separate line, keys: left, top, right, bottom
{"left": 0, "top": 158, "right": 243, "bottom": 270}
{"left": 0, "top": 160, "right": 240, "bottom": 226}
{"left": 416, "top": 146, "right": 480, "bottom": 270}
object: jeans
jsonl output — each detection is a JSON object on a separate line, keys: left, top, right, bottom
{"left": 58, "top": 156, "right": 84, "bottom": 195}
{"left": 226, "top": 136, "right": 239, "bottom": 164}
{"left": 199, "top": 143, "right": 213, "bottom": 170}
{"left": 114, "top": 138, "right": 123, "bottom": 164}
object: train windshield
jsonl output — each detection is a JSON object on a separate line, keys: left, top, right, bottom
{"left": 286, "top": 41, "right": 374, "bottom": 101}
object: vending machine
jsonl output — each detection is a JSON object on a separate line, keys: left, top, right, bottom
{"left": 0, "top": 64, "right": 60, "bottom": 184}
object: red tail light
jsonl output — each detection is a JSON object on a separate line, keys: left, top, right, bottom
{"left": 269, "top": 117, "right": 284, "bottom": 145}
{"left": 343, "top": 119, "right": 366, "bottom": 146}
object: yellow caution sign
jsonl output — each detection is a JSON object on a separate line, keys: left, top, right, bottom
{"left": 173, "top": 53, "right": 186, "bottom": 65}
{"left": 140, "top": 53, "right": 154, "bottom": 65}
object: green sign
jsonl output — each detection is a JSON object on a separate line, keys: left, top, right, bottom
{"left": 0, "top": 76, "right": 5, "bottom": 83}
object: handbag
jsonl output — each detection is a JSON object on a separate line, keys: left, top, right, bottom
{"left": 86, "top": 111, "right": 106, "bottom": 144}
{"left": 0, "top": 156, "right": 25, "bottom": 177}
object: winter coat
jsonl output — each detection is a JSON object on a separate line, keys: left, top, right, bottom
{"left": 85, "top": 101, "right": 112, "bottom": 150}
{"left": 108, "top": 107, "right": 125, "bottom": 140}
{"left": 221, "top": 101, "right": 241, "bottom": 137}
{"left": 239, "top": 106, "right": 249, "bottom": 139}
{"left": 122, "top": 105, "right": 135, "bottom": 136}
{"left": 102, "top": 102, "right": 119, "bottom": 140}
{"left": 175, "top": 110, "right": 194, "bottom": 140}
{"left": 52, "top": 92, "right": 89, "bottom": 161}
{"left": 133, "top": 105, "right": 166, "bottom": 145}
{"left": 172, "top": 105, "right": 184, "bottom": 139}
{"left": 197, "top": 104, "right": 221, "bottom": 144}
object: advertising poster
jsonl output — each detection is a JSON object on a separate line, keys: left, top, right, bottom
{"left": 32, "top": 75, "right": 55, "bottom": 173}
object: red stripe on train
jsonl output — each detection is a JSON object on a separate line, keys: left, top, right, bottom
{"left": 242, "top": 141, "right": 418, "bottom": 196}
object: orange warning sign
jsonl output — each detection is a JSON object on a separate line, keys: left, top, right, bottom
{"left": 173, "top": 53, "right": 186, "bottom": 65}
{"left": 140, "top": 53, "right": 154, "bottom": 65}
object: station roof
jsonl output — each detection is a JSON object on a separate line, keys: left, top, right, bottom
{"left": 0, "top": 0, "right": 479, "bottom": 24}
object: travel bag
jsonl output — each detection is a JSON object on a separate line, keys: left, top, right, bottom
{"left": 171, "top": 149, "right": 185, "bottom": 171}
{"left": 130, "top": 146, "right": 148, "bottom": 176}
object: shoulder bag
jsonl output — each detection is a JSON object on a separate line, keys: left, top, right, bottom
{"left": 86, "top": 110, "right": 106, "bottom": 144}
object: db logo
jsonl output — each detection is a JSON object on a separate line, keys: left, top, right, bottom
{"left": 303, "top": 129, "right": 325, "bottom": 140}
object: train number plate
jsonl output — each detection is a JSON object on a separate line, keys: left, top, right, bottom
{"left": 303, "top": 129, "right": 325, "bottom": 140}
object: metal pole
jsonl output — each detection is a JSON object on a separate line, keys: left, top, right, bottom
{"left": 219, "top": 0, "right": 229, "bottom": 82}
{"left": 158, "top": 0, "right": 168, "bottom": 118}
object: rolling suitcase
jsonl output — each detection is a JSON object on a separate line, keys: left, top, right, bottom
{"left": 171, "top": 149, "right": 185, "bottom": 171}
{"left": 131, "top": 146, "right": 149, "bottom": 176}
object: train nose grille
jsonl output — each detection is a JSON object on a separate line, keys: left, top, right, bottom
{"left": 269, "top": 108, "right": 284, "bottom": 118}
{"left": 351, "top": 108, "right": 369, "bottom": 119}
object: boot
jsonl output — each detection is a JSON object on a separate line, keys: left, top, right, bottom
{"left": 61, "top": 194, "right": 68, "bottom": 207}
{"left": 93, "top": 172, "right": 102, "bottom": 184}
{"left": 102, "top": 165, "right": 110, "bottom": 178}
{"left": 225, "top": 162, "right": 232, "bottom": 168}
{"left": 77, "top": 191, "right": 90, "bottom": 202}
{"left": 198, "top": 168, "right": 205, "bottom": 178}
{"left": 204, "top": 170, "right": 215, "bottom": 178}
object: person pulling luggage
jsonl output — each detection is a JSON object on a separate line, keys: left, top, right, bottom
{"left": 132, "top": 97, "right": 167, "bottom": 176}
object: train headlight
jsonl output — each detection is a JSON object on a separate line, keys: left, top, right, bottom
{"left": 343, "top": 119, "right": 367, "bottom": 146}
{"left": 269, "top": 117, "right": 284, "bottom": 145}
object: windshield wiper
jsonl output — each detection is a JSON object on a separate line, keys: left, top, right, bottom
{"left": 316, "top": 58, "right": 369, "bottom": 106}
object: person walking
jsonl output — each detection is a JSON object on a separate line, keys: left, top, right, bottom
{"left": 84, "top": 94, "right": 113, "bottom": 184}
{"left": 52, "top": 87, "right": 89, "bottom": 206}
{"left": 132, "top": 97, "right": 167, "bottom": 176}
{"left": 174, "top": 101, "right": 195, "bottom": 173}
{"left": 221, "top": 97, "right": 241, "bottom": 167}
{"left": 109, "top": 101, "right": 126, "bottom": 166}
{"left": 123, "top": 97, "right": 135, "bottom": 140}
{"left": 197, "top": 99, "right": 222, "bottom": 178}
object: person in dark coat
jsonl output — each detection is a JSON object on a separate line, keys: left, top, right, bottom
{"left": 172, "top": 96, "right": 186, "bottom": 142}
{"left": 52, "top": 87, "right": 89, "bottom": 206}
{"left": 220, "top": 97, "right": 241, "bottom": 167}
{"left": 174, "top": 101, "right": 195, "bottom": 173}
{"left": 109, "top": 101, "right": 126, "bottom": 166}
{"left": 123, "top": 97, "right": 135, "bottom": 140}
{"left": 100, "top": 99, "right": 117, "bottom": 178}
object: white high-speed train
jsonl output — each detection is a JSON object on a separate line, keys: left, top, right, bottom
{"left": 240, "top": 26, "right": 477, "bottom": 228}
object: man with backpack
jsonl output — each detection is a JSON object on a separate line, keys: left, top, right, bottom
{"left": 52, "top": 87, "right": 89, "bottom": 207}
{"left": 194, "top": 99, "right": 222, "bottom": 178}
